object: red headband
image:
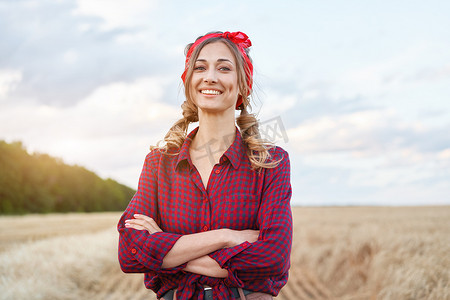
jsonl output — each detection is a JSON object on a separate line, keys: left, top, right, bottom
{"left": 181, "top": 31, "right": 253, "bottom": 109}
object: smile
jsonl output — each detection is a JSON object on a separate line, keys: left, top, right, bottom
{"left": 201, "top": 89, "right": 222, "bottom": 95}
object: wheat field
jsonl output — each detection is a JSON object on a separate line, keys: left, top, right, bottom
{"left": 0, "top": 206, "right": 449, "bottom": 300}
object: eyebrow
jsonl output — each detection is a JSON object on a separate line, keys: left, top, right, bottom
{"left": 196, "top": 58, "right": 234, "bottom": 64}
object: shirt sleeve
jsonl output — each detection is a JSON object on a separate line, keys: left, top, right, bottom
{"left": 209, "top": 149, "right": 293, "bottom": 285}
{"left": 117, "top": 151, "right": 186, "bottom": 275}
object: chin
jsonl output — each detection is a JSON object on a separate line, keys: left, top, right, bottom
{"left": 199, "top": 103, "right": 236, "bottom": 113}
{"left": 198, "top": 106, "right": 224, "bottom": 114}
{"left": 197, "top": 101, "right": 232, "bottom": 113}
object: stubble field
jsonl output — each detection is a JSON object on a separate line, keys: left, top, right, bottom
{"left": 0, "top": 206, "right": 449, "bottom": 300}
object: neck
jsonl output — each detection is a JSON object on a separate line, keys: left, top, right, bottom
{"left": 192, "top": 109, "right": 236, "bottom": 155}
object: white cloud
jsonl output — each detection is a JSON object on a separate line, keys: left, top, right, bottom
{"left": 286, "top": 109, "right": 450, "bottom": 191}
{"left": 73, "top": 0, "right": 158, "bottom": 30}
{"left": 0, "top": 69, "right": 22, "bottom": 99}
{"left": 329, "top": 44, "right": 429, "bottom": 100}
{"left": 62, "top": 50, "right": 79, "bottom": 65}
{"left": 73, "top": 77, "right": 175, "bottom": 131}
{"left": 287, "top": 109, "right": 399, "bottom": 154}
{"left": 438, "top": 148, "right": 450, "bottom": 160}
{"left": 257, "top": 90, "right": 298, "bottom": 119}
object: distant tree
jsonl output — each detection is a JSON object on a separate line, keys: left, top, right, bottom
{"left": 0, "top": 140, "right": 136, "bottom": 214}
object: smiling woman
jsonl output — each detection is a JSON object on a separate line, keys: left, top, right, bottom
{"left": 117, "top": 31, "right": 293, "bottom": 300}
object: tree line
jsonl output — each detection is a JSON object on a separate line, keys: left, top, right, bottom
{"left": 0, "top": 140, "right": 136, "bottom": 214}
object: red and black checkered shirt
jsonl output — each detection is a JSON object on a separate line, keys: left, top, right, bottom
{"left": 118, "top": 127, "right": 293, "bottom": 299}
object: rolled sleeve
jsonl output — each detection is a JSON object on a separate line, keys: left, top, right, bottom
{"left": 119, "top": 224, "right": 186, "bottom": 274}
{"left": 208, "top": 241, "right": 251, "bottom": 267}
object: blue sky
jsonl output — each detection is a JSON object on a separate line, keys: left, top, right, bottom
{"left": 1, "top": 0, "right": 449, "bottom": 205}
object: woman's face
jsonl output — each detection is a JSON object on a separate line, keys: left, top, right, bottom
{"left": 189, "top": 41, "right": 239, "bottom": 114}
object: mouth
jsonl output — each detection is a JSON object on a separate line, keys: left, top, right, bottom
{"left": 200, "top": 89, "right": 222, "bottom": 95}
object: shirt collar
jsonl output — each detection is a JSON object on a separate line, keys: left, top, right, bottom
{"left": 175, "top": 126, "right": 246, "bottom": 171}
{"left": 175, "top": 127, "right": 198, "bottom": 171}
{"left": 224, "top": 128, "right": 246, "bottom": 169}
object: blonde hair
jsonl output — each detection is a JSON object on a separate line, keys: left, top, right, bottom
{"left": 151, "top": 34, "right": 280, "bottom": 170}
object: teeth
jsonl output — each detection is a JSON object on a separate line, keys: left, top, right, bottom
{"left": 201, "top": 90, "right": 221, "bottom": 95}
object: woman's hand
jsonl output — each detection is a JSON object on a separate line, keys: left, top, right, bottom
{"left": 225, "top": 229, "right": 259, "bottom": 248}
{"left": 124, "top": 214, "right": 162, "bottom": 234}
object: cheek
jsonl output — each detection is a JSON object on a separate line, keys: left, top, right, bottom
{"left": 189, "top": 75, "right": 201, "bottom": 89}
{"left": 187, "top": 77, "right": 201, "bottom": 99}
{"left": 228, "top": 76, "right": 239, "bottom": 93}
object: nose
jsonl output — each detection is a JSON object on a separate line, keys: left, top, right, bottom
{"left": 204, "top": 68, "right": 217, "bottom": 83}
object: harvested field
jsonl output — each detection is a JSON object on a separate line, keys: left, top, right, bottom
{"left": 0, "top": 206, "right": 449, "bottom": 299}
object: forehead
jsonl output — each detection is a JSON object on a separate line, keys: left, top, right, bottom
{"left": 197, "top": 41, "right": 236, "bottom": 63}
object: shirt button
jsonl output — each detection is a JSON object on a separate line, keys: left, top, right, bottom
{"left": 202, "top": 225, "right": 208, "bottom": 232}
{"left": 131, "top": 248, "right": 137, "bottom": 254}
{"left": 214, "top": 169, "right": 220, "bottom": 174}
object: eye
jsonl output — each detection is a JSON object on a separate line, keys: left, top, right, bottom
{"left": 219, "top": 66, "right": 231, "bottom": 71}
{"left": 194, "top": 65, "right": 206, "bottom": 71}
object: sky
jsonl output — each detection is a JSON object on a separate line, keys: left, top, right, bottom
{"left": 1, "top": 0, "right": 449, "bottom": 206}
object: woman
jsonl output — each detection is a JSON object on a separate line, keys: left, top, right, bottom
{"left": 118, "top": 31, "right": 293, "bottom": 300}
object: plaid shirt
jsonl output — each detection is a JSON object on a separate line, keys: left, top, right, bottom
{"left": 118, "top": 127, "right": 293, "bottom": 299}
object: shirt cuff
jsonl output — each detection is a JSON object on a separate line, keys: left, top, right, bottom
{"left": 132, "top": 231, "right": 184, "bottom": 273}
{"left": 208, "top": 241, "right": 251, "bottom": 268}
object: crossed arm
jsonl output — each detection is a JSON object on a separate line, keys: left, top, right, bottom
{"left": 125, "top": 214, "right": 259, "bottom": 278}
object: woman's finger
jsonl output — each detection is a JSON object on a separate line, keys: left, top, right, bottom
{"left": 125, "top": 215, "right": 163, "bottom": 233}
{"left": 125, "top": 219, "right": 154, "bottom": 231}
{"left": 125, "top": 219, "right": 148, "bottom": 228}
{"left": 134, "top": 214, "right": 162, "bottom": 232}
{"left": 124, "top": 223, "right": 147, "bottom": 231}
